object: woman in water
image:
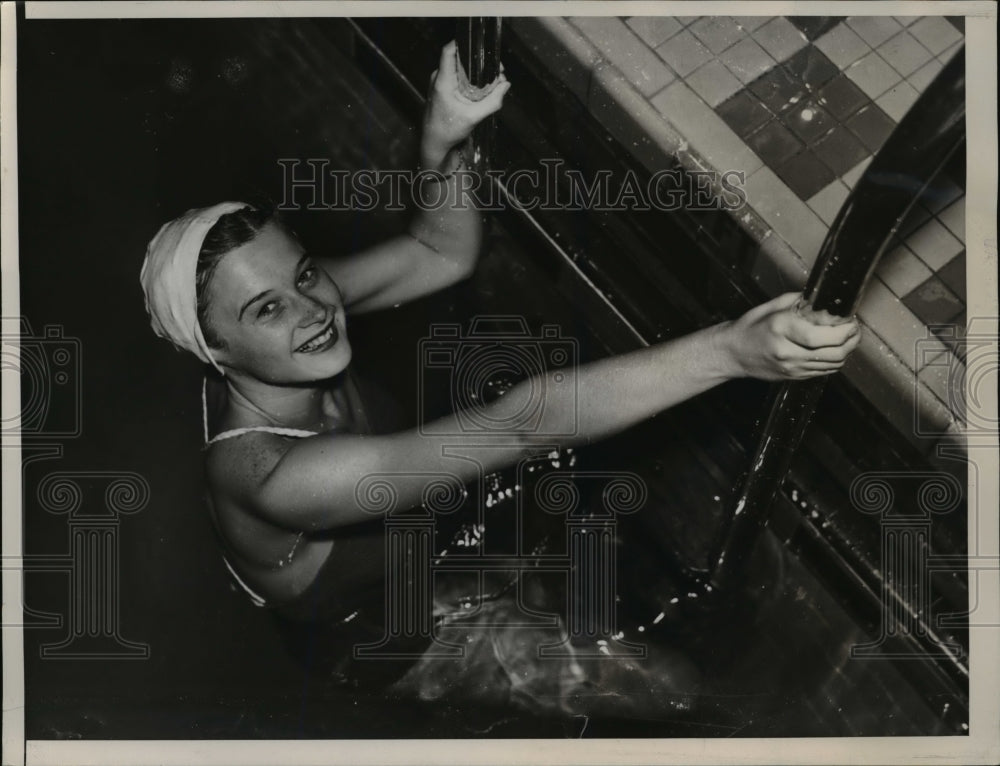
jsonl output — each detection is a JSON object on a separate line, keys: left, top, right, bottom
{"left": 141, "top": 40, "right": 860, "bottom": 700}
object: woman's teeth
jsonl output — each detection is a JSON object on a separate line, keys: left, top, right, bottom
{"left": 297, "top": 322, "right": 336, "bottom": 352}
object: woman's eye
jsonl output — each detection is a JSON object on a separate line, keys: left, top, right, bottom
{"left": 297, "top": 266, "right": 318, "bottom": 287}
{"left": 258, "top": 301, "right": 279, "bottom": 319}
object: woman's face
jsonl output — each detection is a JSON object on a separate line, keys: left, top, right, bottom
{"left": 203, "top": 221, "right": 352, "bottom": 384}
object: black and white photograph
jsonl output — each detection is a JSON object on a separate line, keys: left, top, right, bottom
{"left": 1, "top": 1, "right": 997, "bottom": 764}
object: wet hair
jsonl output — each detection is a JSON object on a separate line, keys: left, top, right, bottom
{"left": 196, "top": 202, "right": 289, "bottom": 350}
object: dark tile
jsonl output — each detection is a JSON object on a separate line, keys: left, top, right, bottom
{"left": 745, "top": 119, "right": 805, "bottom": 167}
{"left": 903, "top": 276, "right": 964, "bottom": 324}
{"left": 946, "top": 16, "right": 965, "bottom": 33}
{"left": 784, "top": 46, "right": 839, "bottom": 91}
{"left": 776, "top": 150, "right": 836, "bottom": 199}
{"left": 787, "top": 17, "right": 842, "bottom": 41}
{"left": 816, "top": 74, "right": 870, "bottom": 121}
{"left": 717, "top": 89, "right": 774, "bottom": 138}
{"left": 748, "top": 64, "right": 807, "bottom": 114}
{"left": 784, "top": 100, "right": 836, "bottom": 143}
{"left": 846, "top": 104, "right": 896, "bottom": 152}
{"left": 936, "top": 252, "right": 965, "bottom": 299}
{"left": 813, "top": 126, "right": 870, "bottom": 176}
{"left": 897, "top": 202, "right": 932, "bottom": 238}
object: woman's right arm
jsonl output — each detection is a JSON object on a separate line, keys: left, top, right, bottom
{"left": 229, "top": 292, "right": 858, "bottom": 532}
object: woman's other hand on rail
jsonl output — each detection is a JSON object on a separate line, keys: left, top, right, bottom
{"left": 421, "top": 39, "right": 511, "bottom": 169}
{"left": 719, "top": 292, "right": 861, "bottom": 381}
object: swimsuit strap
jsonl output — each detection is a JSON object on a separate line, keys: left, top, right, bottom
{"left": 201, "top": 376, "right": 319, "bottom": 447}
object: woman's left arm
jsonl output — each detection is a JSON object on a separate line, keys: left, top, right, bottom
{"left": 319, "top": 40, "right": 510, "bottom": 314}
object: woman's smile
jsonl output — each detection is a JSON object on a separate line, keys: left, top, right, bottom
{"left": 295, "top": 316, "right": 339, "bottom": 354}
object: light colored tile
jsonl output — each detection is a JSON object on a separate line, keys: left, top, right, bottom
{"left": 689, "top": 16, "right": 745, "bottom": 54}
{"left": 846, "top": 16, "right": 904, "bottom": 48}
{"left": 918, "top": 351, "right": 965, "bottom": 410}
{"left": 857, "top": 277, "right": 945, "bottom": 368}
{"left": 878, "top": 30, "right": 933, "bottom": 77}
{"left": 806, "top": 179, "right": 851, "bottom": 226}
{"left": 815, "top": 22, "right": 871, "bottom": 69}
{"left": 842, "top": 156, "right": 874, "bottom": 188}
{"left": 649, "top": 80, "right": 763, "bottom": 176}
{"left": 908, "top": 57, "right": 943, "bottom": 92}
{"left": 626, "top": 16, "right": 682, "bottom": 48}
{"left": 743, "top": 166, "right": 828, "bottom": 264}
{"left": 732, "top": 16, "right": 772, "bottom": 33}
{"left": 685, "top": 59, "right": 743, "bottom": 107}
{"left": 876, "top": 242, "right": 934, "bottom": 297}
{"left": 846, "top": 50, "right": 902, "bottom": 100}
{"left": 937, "top": 196, "right": 965, "bottom": 242}
{"left": 909, "top": 16, "right": 962, "bottom": 55}
{"left": 876, "top": 80, "right": 920, "bottom": 121}
{"left": 751, "top": 17, "right": 808, "bottom": 64}
{"left": 938, "top": 39, "right": 963, "bottom": 65}
{"left": 570, "top": 16, "right": 675, "bottom": 97}
{"left": 905, "top": 217, "right": 965, "bottom": 270}
{"left": 719, "top": 37, "right": 777, "bottom": 85}
{"left": 654, "top": 29, "right": 713, "bottom": 77}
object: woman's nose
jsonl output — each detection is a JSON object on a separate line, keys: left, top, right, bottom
{"left": 298, "top": 296, "right": 328, "bottom": 327}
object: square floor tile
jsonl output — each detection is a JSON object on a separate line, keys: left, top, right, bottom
{"left": 690, "top": 16, "right": 746, "bottom": 54}
{"left": 846, "top": 103, "right": 896, "bottom": 152}
{"left": 784, "top": 46, "right": 839, "bottom": 92}
{"left": 937, "top": 196, "right": 965, "bottom": 241}
{"left": 937, "top": 252, "right": 965, "bottom": 299}
{"left": 787, "top": 17, "right": 841, "bottom": 41}
{"left": 784, "top": 100, "right": 836, "bottom": 144}
{"left": 878, "top": 30, "right": 933, "bottom": 77}
{"left": 815, "top": 22, "right": 871, "bottom": 69}
{"left": 745, "top": 119, "right": 804, "bottom": 167}
{"left": 908, "top": 57, "right": 944, "bottom": 92}
{"left": 717, "top": 89, "right": 773, "bottom": 138}
{"left": 905, "top": 217, "right": 964, "bottom": 270}
{"left": 655, "top": 30, "right": 713, "bottom": 77}
{"left": 732, "top": 16, "right": 772, "bottom": 33}
{"left": 909, "top": 16, "right": 963, "bottom": 56}
{"left": 721, "top": 37, "right": 777, "bottom": 84}
{"left": 876, "top": 242, "right": 934, "bottom": 297}
{"left": 846, "top": 16, "right": 903, "bottom": 48}
{"left": 686, "top": 59, "right": 743, "bottom": 107}
{"left": 903, "top": 276, "right": 964, "bottom": 324}
{"left": 813, "top": 125, "right": 871, "bottom": 177}
{"left": 842, "top": 156, "right": 873, "bottom": 188}
{"left": 776, "top": 150, "right": 836, "bottom": 199}
{"left": 846, "top": 50, "right": 902, "bottom": 99}
{"left": 749, "top": 63, "right": 807, "bottom": 113}
{"left": 751, "top": 17, "right": 808, "bottom": 63}
{"left": 876, "top": 80, "right": 920, "bottom": 121}
{"left": 816, "top": 74, "right": 869, "bottom": 120}
{"left": 807, "top": 178, "right": 851, "bottom": 225}
{"left": 626, "top": 16, "right": 682, "bottom": 47}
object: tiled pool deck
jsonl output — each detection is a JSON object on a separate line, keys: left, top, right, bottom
{"left": 509, "top": 15, "right": 967, "bottom": 456}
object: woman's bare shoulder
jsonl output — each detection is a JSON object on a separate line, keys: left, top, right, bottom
{"left": 204, "top": 430, "right": 296, "bottom": 505}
